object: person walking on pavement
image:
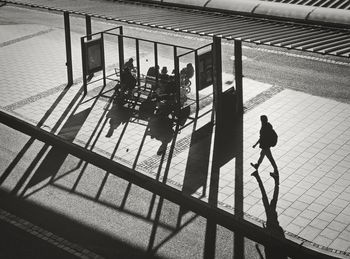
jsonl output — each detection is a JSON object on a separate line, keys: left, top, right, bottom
{"left": 251, "top": 115, "right": 279, "bottom": 178}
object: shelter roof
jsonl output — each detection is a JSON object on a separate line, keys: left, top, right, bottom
{"left": 119, "top": 0, "right": 350, "bottom": 58}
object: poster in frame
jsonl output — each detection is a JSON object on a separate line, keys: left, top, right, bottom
{"left": 198, "top": 50, "right": 213, "bottom": 90}
{"left": 84, "top": 37, "right": 104, "bottom": 74}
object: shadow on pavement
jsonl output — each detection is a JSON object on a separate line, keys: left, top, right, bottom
{"left": 182, "top": 122, "right": 212, "bottom": 197}
{"left": 105, "top": 102, "right": 132, "bottom": 138}
{"left": 25, "top": 108, "right": 91, "bottom": 189}
{"left": 205, "top": 103, "right": 244, "bottom": 259}
{"left": 0, "top": 189, "right": 164, "bottom": 259}
{"left": 1, "top": 82, "right": 199, "bottom": 256}
{"left": 14, "top": 80, "right": 108, "bottom": 196}
{"left": 252, "top": 171, "right": 288, "bottom": 259}
{"left": 0, "top": 83, "right": 82, "bottom": 188}
{"left": 0, "top": 78, "right": 294, "bottom": 259}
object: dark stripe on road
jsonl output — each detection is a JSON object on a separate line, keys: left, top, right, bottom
{"left": 0, "top": 28, "right": 54, "bottom": 48}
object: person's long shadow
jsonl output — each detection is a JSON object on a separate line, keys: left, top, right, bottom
{"left": 147, "top": 113, "right": 174, "bottom": 156}
{"left": 251, "top": 171, "right": 287, "bottom": 259}
{"left": 105, "top": 101, "right": 132, "bottom": 139}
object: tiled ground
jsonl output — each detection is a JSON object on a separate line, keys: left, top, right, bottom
{"left": 1, "top": 6, "right": 349, "bottom": 256}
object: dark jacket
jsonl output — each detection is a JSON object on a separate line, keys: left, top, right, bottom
{"left": 259, "top": 122, "right": 273, "bottom": 149}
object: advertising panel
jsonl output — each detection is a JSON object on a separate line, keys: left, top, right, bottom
{"left": 85, "top": 38, "right": 103, "bottom": 74}
{"left": 198, "top": 50, "right": 213, "bottom": 90}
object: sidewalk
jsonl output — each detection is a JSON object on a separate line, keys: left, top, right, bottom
{"left": 0, "top": 4, "right": 349, "bottom": 258}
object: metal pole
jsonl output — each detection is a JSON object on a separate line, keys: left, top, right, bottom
{"left": 209, "top": 36, "right": 222, "bottom": 207}
{"left": 81, "top": 37, "right": 87, "bottom": 95}
{"left": 234, "top": 40, "right": 243, "bottom": 114}
{"left": 136, "top": 39, "right": 140, "bottom": 86}
{"left": 204, "top": 36, "right": 222, "bottom": 259}
{"left": 195, "top": 50, "right": 200, "bottom": 115}
{"left": 85, "top": 14, "right": 92, "bottom": 40}
{"left": 174, "top": 46, "right": 180, "bottom": 118}
{"left": 118, "top": 27, "right": 124, "bottom": 77}
{"left": 212, "top": 36, "right": 223, "bottom": 127}
{"left": 101, "top": 33, "right": 106, "bottom": 87}
{"left": 154, "top": 42, "right": 158, "bottom": 83}
{"left": 85, "top": 14, "right": 94, "bottom": 81}
{"left": 64, "top": 12, "right": 73, "bottom": 86}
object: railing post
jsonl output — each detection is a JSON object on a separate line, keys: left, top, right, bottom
{"left": 154, "top": 42, "right": 158, "bottom": 83}
{"left": 174, "top": 46, "right": 180, "bottom": 118}
{"left": 64, "top": 11, "right": 73, "bottom": 86}
{"left": 212, "top": 36, "right": 223, "bottom": 127}
{"left": 85, "top": 14, "right": 92, "bottom": 40}
{"left": 81, "top": 37, "right": 87, "bottom": 95}
{"left": 118, "top": 27, "right": 124, "bottom": 77}
{"left": 136, "top": 39, "right": 140, "bottom": 85}
{"left": 101, "top": 33, "right": 106, "bottom": 87}
{"left": 234, "top": 39, "right": 243, "bottom": 114}
{"left": 195, "top": 50, "right": 200, "bottom": 115}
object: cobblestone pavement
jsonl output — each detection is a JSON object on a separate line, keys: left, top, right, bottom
{"left": 0, "top": 4, "right": 349, "bottom": 257}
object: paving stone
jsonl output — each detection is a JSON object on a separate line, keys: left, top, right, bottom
{"left": 324, "top": 204, "right": 344, "bottom": 215}
{"left": 298, "top": 194, "right": 316, "bottom": 204}
{"left": 299, "top": 209, "right": 319, "bottom": 220}
{"left": 330, "top": 238, "right": 350, "bottom": 252}
{"left": 290, "top": 201, "right": 309, "bottom": 211}
{"left": 327, "top": 221, "right": 348, "bottom": 233}
{"left": 342, "top": 205, "right": 350, "bottom": 216}
{"left": 286, "top": 223, "right": 303, "bottom": 235}
{"left": 292, "top": 216, "right": 312, "bottom": 228}
{"left": 313, "top": 235, "right": 333, "bottom": 247}
{"left": 283, "top": 207, "right": 302, "bottom": 218}
{"left": 332, "top": 198, "right": 349, "bottom": 208}
{"left": 299, "top": 225, "right": 322, "bottom": 241}
{"left": 320, "top": 228, "right": 340, "bottom": 240}
{"left": 335, "top": 214, "right": 350, "bottom": 225}
{"left": 278, "top": 214, "right": 294, "bottom": 228}
{"left": 310, "top": 218, "right": 330, "bottom": 230}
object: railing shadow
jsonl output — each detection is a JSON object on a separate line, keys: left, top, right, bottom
{"left": 0, "top": 189, "right": 165, "bottom": 259}
{"left": 23, "top": 108, "right": 91, "bottom": 190}
{"left": 0, "top": 83, "right": 81, "bottom": 187}
{"left": 0, "top": 79, "right": 194, "bottom": 253}
{"left": 1, "top": 76, "right": 257, "bottom": 259}
{"left": 16, "top": 80, "right": 114, "bottom": 197}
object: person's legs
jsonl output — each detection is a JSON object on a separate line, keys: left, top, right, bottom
{"left": 157, "top": 142, "right": 167, "bottom": 155}
{"left": 257, "top": 149, "right": 266, "bottom": 166}
{"left": 264, "top": 148, "right": 278, "bottom": 173}
{"left": 251, "top": 149, "right": 266, "bottom": 170}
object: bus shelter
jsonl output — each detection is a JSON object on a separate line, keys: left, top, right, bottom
{"left": 80, "top": 26, "right": 225, "bottom": 128}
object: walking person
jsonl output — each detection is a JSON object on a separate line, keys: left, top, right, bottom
{"left": 251, "top": 115, "right": 279, "bottom": 178}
